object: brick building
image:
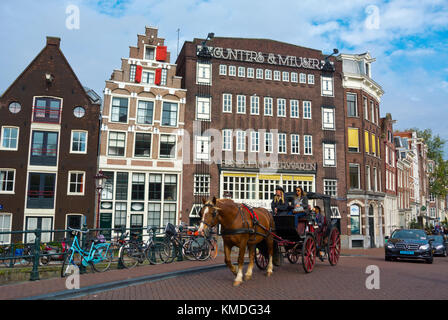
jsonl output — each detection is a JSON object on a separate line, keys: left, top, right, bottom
{"left": 339, "top": 52, "right": 385, "bottom": 248}
{"left": 176, "top": 37, "right": 347, "bottom": 233}
{"left": 98, "top": 27, "right": 186, "bottom": 238}
{"left": 0, "top": 37, "right": 101, "bottom": 243}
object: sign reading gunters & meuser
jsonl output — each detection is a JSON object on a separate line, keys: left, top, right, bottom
{"left": 197, "top": 45, "right": 329, "bottom": 70}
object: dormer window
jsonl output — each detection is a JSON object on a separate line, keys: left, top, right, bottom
{"left": 365, "top": 62, "right": 370, "bottom": 77}
{"left": 145, "top": 46, "right": 155, "bottom": 60}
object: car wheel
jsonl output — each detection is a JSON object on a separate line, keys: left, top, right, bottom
{"left": 425, "top": 258, "right": 433, "bottom": 264}
{"left": 385, "top": 256, "right": 392, "bottom": 261}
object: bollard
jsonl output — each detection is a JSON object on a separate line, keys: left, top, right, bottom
{"left": 9, "top": 243, "right": 15, "bottom": 268}
{"left": 30, "top": 229, "right": 41, "bottom": 281}
{"left": 79, "top": 223, "right": 87, "bottom": 274}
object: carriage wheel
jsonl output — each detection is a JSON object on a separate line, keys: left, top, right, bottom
{"left": 328, "top": 227, "right": 341, "bottom": 266}
{"left": 287, "top": 248, "right": 300, "bottom": 264}
{"left": 255, "top": 247, "right": 268, "bottom": 270}
{"left": 301, "top": 235, "right": 316, "bottom": 273}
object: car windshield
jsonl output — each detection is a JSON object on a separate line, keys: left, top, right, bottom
{"left": 429, "top": 235, "right": 444, "bottom": 244}
{"left": 391, "top": 230, "right": 427, "bottom": 240}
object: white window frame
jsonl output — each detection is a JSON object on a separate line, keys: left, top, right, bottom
{"left": 324, "top": 179, "right": 338, "bottom": 197}
{"left": 144, "top": 45, "right": 156, "bottom": 61}
{"left": 250, "top": 96, "right": 259, "bottom": 115}
{"left": 107, "top": 131, "right": 127, "bottom": 157}
{"left": 236, "top": 131, "right": 246, "bottom": 152}
{"left": 256, "top": 69, "right": 263, "bottom": 79}
{"left": 238, "top": 66, "right": 245, "bottom": 78}
{"left": 196, "top": 63, "right": 211, "bottom": 84}
{"left": 323, "top": 143, "right": 336, "bottom": 167}
{"left": 277, "top": 98, "right": 286, "bottom": 117}
{"left": 299, "top": 73, "right": 306, "bottom": 84}
{"left": 321, "top": 76, "right": 334, "bottom": 96}
{"left": 196, "top": 96, "right": 211, "bottom": 120}
{"left": 290, "top": 100, "right": 299, "bottom": 118}
{"left": 303, "top": 101, "right": 312, "bottom": 119}
{"left": 291, "top": 72, "right": 298, "bottom": 83}
{"left": 278, "top": 133, "right": 287, "bottom": 154}
{"left": 228, "top": 66, "right": 236, "bottom": 76}
{"left": 141, "top": 71, "right": 155, "bottom": 85}
{"left": 0, "top": 214, "right": 12, "bottom": 244}
{"left": 265, "top": 69, "right": 272, "bottom": 80}
{"left": 308, "top": 74, "right": 315, "bottom": 84}
{"left": 0, "top": 169, "right": 15, "bottom": 194}
{"left": 304, "top": 135, "right": 313, "bottom": 155}
{"left": 273, "top": 70, "right": 281, "bottom": 81}
{"left": 291, "top": 134, "right": 300, "bottom": 154}
{"left": 264, "top": 97, "right": 273, "bottom": 116}
{"left": 194, "top": 174, "right": 210, "bottom": 195}
{"left": 222, "top": 93, "right": 232, "bottom": 113}
{"left": 237, "top": 95, "right": 246, "bottom": 114}
{"left": 322, "top": 107, "right": 335, "bottom": 130}
{"left": 67, "top": 171, "right": 86, "bottom": 196}
{"left": 264, "top": 132, "right": 273, "bottom": 153}
{"left": 219, "top": 64, "right": 227, "bottom": 76}
{"left": 250, "top": 131, "right": 259, "bottom": 153}
{"left": 282, "top": 72, "right": 289, "bottom": 82}
{"left": 0, "top": 126, "right": 19, "bottom": 151}
{"left": 70, "top": 130, "right": 88, "bottom": 154}
{"left": 222, "top": 129, "right": 233, "bottom": 151}
{"left": 247, "top": 68, "right": 254, "bottom": 78}
{"left": 194, "top": 136, "right": 211, "bottom": 161}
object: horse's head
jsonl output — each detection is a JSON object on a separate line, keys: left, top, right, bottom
{"left": 198, "top": 196, "right": 220, "bottom": 235}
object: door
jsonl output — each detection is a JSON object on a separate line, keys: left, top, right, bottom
{"left": 100, "top": 213, "right": 112, "bottom": 240}
{"left": 369, "top": 205, "right": 375, "bottom": 248}
{"left": 130, "top": 214, "right": 143, "bottom": 241}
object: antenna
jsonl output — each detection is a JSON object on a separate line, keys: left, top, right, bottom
{"left": 177, "top": 28, "right": 180, "bottom": 59}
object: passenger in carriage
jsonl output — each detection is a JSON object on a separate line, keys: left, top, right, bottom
{"left": 292, "top": 186, "right": 309, "bottom": 228}
{"left": 271, "top": 186, "right": 291, "bottom": 216}
{"left": 313, "top": 206, "right": 325, "bottom": 229}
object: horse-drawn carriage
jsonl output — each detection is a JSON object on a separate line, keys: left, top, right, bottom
{"left": 255, "top": 192, "right": 341, "bottom": 273}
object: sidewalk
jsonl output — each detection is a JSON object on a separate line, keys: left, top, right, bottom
{"left": 0, "top": 248, "right": 383, "bottom": 300}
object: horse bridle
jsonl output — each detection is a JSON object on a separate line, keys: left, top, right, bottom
{"left": 200, "top": 203, "right": 219, "bottom": 228}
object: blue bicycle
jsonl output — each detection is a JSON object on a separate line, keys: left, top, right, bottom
{"left": 61, "top": 228, "right": 113, "bottom": 277}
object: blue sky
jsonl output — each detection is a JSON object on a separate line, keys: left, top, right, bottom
{"left": 1, "top": 0, "right": 448, "bottom": 156}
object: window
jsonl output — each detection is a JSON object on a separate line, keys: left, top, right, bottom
{"left": 324, "top": 180, "right": 337, "bottom": 197}
{"left": 350, "top": 205, "right": 361, "bottom": 235}
{"left": 347, "top": 93, "right": 358, "bottom": 117}
{"left": 101, "top": 171, "right": 114, "bottom": 200}
{"left": 142, "top": 71, "right": 155, "bottom": 85}
{"left": 111, "top": 97, "right": 128, "bottom": 123}
{"left": 373, "top": 167, "right": 378, "bottom": 192}
{"left": 74, "top": 106, "right": 86, "bottom": 119}
{"left": 299, "top": 73, "right": 306, "bottom": 84}
{"left": 303, "top": 101, "right": 312, "bottom": 119}
{"left": 363, "top": 97, "right": 368, "bottom": 120}
{"left": 114, "top": 203, "right": 127, "bottom": 229}
{"left": 323, "top": 143, "right": 336, "bottom": 166}
{"left": 370, "top": 101, "right": 375, "bottom": 124}
{"left": 160, "top": 69, "right": 168, "bottom": 86}
{"left": 219, "top": 65, "right": 227, "bottom": 75}
{"left": 159, "top": 134, "right": 176, "bottom": 158}
{"left": 148, "top": 203, "right": 161, "bottom": 228}
{"left": 194, "top": 175, "right": 210, "bottom": 195}
{"left": 25, "top": 217, "right": 53, "bottom": 243}
{"left": 30, "top": 131, "right": 58, "bottom": 166}
{"left": 264, "top": 97, "right": 273, "bottom": 116}
{"left": 8, "top": 102, "right": 21, "bottom": 114}
{"left": 1, "top": 127, "right": 19, "bottom": 150}
{"left": 247, "top": 68, "right": 254, "bottom": 78}
{"left": 265, "top": 69, "right": 272, "bottom": 80}
{"left": 229, "top": 66, "right": 236, "bottom": 76}
{"left": 129, "top": 64, "right": 136, "bottom": 82}
{"left": 161, "top": 102, "right": 178, "bottom": 127}
{"left": 321, "top": 76, "right": 333, "bottom": 96}
{"left": 33, "top": 97, "right": 61, "bottom": 123}
{"left": 223, "top": 175, "right": 257, "bottom": 200}
{"left": 0, "top": 214, "right": 11, "bottom": 244}
{"left": 223, "top": 129, "right": 233, "bottom": 151}
{"left": 250, "top": 131, "right": 259, "bottom": 152}
{"left": 108, "top": 132, "right": 126, "bottom": 156}
{"left": 282, "top": 72, "right": 289, "bottom": 82}
{"left": 347, "top": 128, "right": 359, "bottom": 152}
{"left": 371, "top": 134, "right": 376, "bottom": 156}
{"left": 237, "top": 95, "right": 246, "bottom": 114}
{"left": 149, "top": 174, "right": 162, "bottom": 200}
{"left": 308, "top": 74, "right": 315, "bottom": 84}
{"left": 134, "top": 133, "right": 151, "bottom": 158}
{"left": 291, "top": 72, "right": 298, "bottom": 83}
{"left": 364, "top": 130, "right": 370, "bottom": 154}
{"left": 195, "top": 136, "right": 210, "bottom": 160}
{"left": 366, "top": 165, "right": 371, "bottom": 191}
{"left": 291, "top": 134, "right": 300, "bottom": 154}
{"left": 349, "top": 164, "right": 360, "bottom": 189}
{"left": 131, "top": 173, "right": 145, "bottom": 201}
{"left": 145, "top": 46, "right": 155, "bottom": 60}
{"left": 376, "top": 106, "right": 379, "bottom": 126}
{"left": 71, "top": 131, "right": 87, "bottom": 153}
{"left": 290, "top": 100, "right": 299, "bottom": 118}
{"left": 238, "top": 67, "right": 245, "bottom": 78}
{"left": 278, "top": 133, "right": 287, "bottom": 154}
{"left": 265, "top": 132, "right": 273, "bottom": 153}
{"left": 0, "top": 170, "right": 14, "bottom": 193}
{"left": 163, "top": 203, "right": 177, "bottom": 226}
{"left": 27, "top": 173, "right": 56, "bottom": 209}
{"left": 223, "top": 94, "right": 232, "bottom": 113}
{"left": 322, "top": 107, "right": 335, "bottom": 129}
{"left": 197, "top": 63, "right": 211, "bottom": 84}
{"left": 304, "top": 135, "right": 312, "bottom": 155}
{"left": 164, "top": 175, "right": 177, "bottom": 201}
{"left": 277, "top": 99, "right": 286, "bottom": 117}
{"left": 115, "top": 172, "right": 128, "bottom": 200}
{"left": 196, "top": 97, "right": 211, "bottom": 120}
{"left": 68, "top": 172, "right": 85, "bottom": 195}
{"left": 273, "top": 71, "right": 280, "bottom": 81}
{"left": 256, "top": 69, "right": 263, "bottom": 79}
{"left": 137, "top": 100, "right": 154, "bottom": 124}
{"left": 250, "top": 96, "right": 259, "bottom": 115}
{"left": 236, "top": 131, "right": 246, "bottom": 152}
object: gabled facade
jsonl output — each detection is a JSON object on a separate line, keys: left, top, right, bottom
{"left": 0, "top": 37, "right": 101, "bottom": 243}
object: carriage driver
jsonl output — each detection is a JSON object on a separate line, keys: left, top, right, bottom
{"left": 271, "top": 186, "right": 291, "bottom": 216}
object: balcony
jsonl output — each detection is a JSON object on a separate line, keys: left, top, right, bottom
{"left": 26, "top": 190, "right": 55, "bottom": 209}
{"left": 30, "top": 147, "right": 57, "bottom": 166}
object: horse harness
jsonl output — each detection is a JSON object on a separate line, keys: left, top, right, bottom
{"left": 219, "top": 204, "right": 271, "bottom": 239}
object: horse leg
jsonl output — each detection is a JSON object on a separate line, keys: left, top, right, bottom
{"left": 224, "top": 242, "right": 237, "bottom": 275}
{"left": 233, "top": 243, "right": 246, "bottom": 287}
{"left": 244, "top": 244, "right": 255, "bottom": 281}
{"left": 266, "top": 236, "right": 274, "bottom": 277}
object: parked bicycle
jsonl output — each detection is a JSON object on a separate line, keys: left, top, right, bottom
{"left": 160, "top": 223, "right": 204, "bottom": 263}
{"left": 61, "top": 228, "right": 112, "bottom": 277}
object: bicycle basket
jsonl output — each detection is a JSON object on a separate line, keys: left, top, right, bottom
{"left": 165, "top": 223, "right": 177, "bottom": 236}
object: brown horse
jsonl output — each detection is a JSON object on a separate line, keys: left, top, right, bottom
{"left": 198, "top": 197, "right": 275, "bottom": 287}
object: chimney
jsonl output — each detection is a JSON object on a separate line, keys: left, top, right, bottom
{"left": 46, "top": 36, "right": 61, "bottom": 47}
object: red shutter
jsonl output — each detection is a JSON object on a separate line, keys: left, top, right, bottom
{"left": 156, "top": 46, "right": 167, "bottom": 61}
{"left": 135, "top": 65, "right": 143, "bottom": 83}
{"left": 155, "top": 68, "right": 162, "bottom": 85}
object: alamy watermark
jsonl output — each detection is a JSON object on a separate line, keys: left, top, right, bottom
{"left": 66, "top": 4, "right": 80, "bottom": 30}
{"left": 365, "top": 265, "right": 380, "bottom": 290}
{"left": 365, "top": 5, "right": 380, "bottom": 30}
{"left": 65, "top": 265, "right": 80, "bottom": 290}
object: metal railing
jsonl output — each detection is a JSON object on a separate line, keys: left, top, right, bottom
{"left": 0, "top": 226, "right": 167, "bottom": 281}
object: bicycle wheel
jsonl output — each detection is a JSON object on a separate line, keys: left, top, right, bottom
{"left": 145, "top": 241, "right": 165, "bottom": 265}
{"left": 61, "top": 251, "right": 83, "bottom": 278}
{"left": 92, "top": 245, "right": 113, "bottom": 272}
{"left": 159, "top": 238, "right": 176, "bottom": 264}
{"left": 193, "top": 238, "right": 210, "bottom": 261}
{"left": 182, "top": 238, "right": 200, "bottom": 261}
{"left": 118, "top": 243, "right": 140, "bottom": 269}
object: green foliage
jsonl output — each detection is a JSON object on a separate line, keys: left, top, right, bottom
{"left": 409, "top": 219, "right": 421, "bottom": 229}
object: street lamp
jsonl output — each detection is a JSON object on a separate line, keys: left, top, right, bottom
{"left": 94, "top": 170, "right": 107, "bottom": 233}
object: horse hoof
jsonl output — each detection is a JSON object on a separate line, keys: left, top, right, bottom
{"left": 266, "top": 271, "right": 272, "bottom": 277}
{"left": 244, "top": 275, "right": 252, "bottom": 281}
{"left": 233, "top": 281, "right": 242, "bottom": 287}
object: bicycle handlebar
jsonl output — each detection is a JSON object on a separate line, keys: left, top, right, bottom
{"left": 68, "top": 227, "right": 89, "bottom": 234}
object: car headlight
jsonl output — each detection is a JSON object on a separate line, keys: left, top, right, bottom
{"left": 386, "top": 243, "right": 395, "bottom": 249}
{"left": 419, "top": 244, "right": 430, "bottom": 250}
{"left": 436, "top": 245, "right": 444, "bottom": 250}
